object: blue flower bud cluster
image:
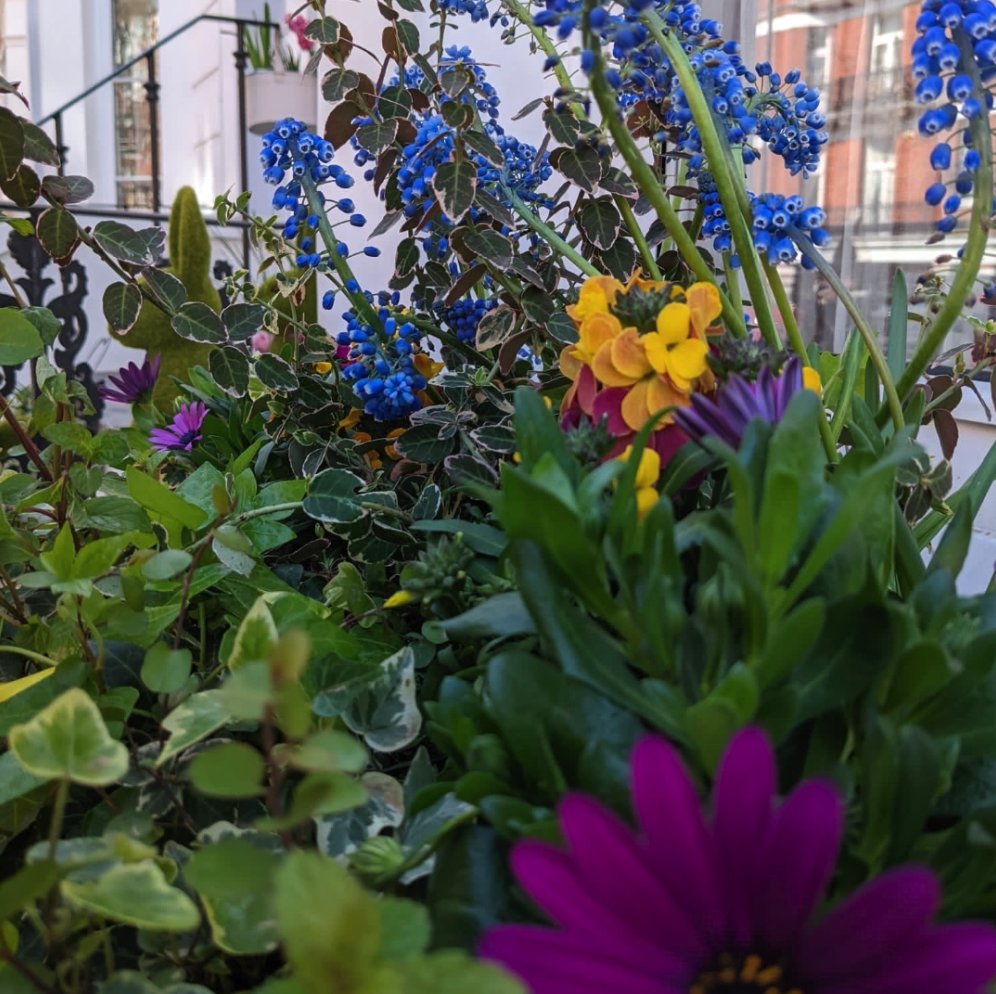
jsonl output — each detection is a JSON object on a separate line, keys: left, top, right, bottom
{"left": 532, "top": 1, "right": 827, "bottom": 180}
{"left": 699, "top": 176, "right": 827, "bottom": 269}
{"left": 336, "top": 291, "right": 430, "bottom": 420}
{"left": 436, "top": 0, "right": 511, "bottom": 24}
{"left": 913, "top": 0, "right": 996, "bottom": 234}
{"left": 260, "top": 117, "right": 364, "bottom": 268}
{"left": 435, "top": 295, "right": 499, "bottom": 342}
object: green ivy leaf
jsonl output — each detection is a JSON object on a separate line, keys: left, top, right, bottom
{"left": 256, "top": 353, "right": 299, "bottom": 393}
{"left": 142, "top": 267, "right": 187, "bottom": 312}
{"left": 400, "top": 952, "right": 524, "bottom": 994}
{"left": 356, "top": 119, "right": 400, "bottom": 153}
{"left": 577, "top": 197, "right": 622, "bottom": 251}
{"left": 221, "top": 302, "right": 265, "bottom": 341}
{"left": 35, "top": 206, "right": 80, "bottom": 264}
{"left": 171, "top": 301, "right": 227, "bottom": 344}
{"left": 303, "top": 469, "right": 366, "bottom": 524}
{"left": 92, "top": 220, "right": 165, "bottom": 265}
{"left": 102, "top": 282, "right": 143, "bottom": 335}
{"left": 9, "top": 688, "right": 128, "bottom": 786}
{"left": 461, "top": 226, "right": 512, "bottom": 270}
{"left": 210, "top": 346, "right": 251, "bottom": 397}
{"left": 305, "top": 16, "right": 340, "bottom": 43}
{"left": 40, "top": 174, "right": 94, "bottom": 205}
{"left": 227, "top": 596, "right": 278, "bottom": 671}
{"left": 157, "top": 691, "right": 232, "bottom": 766}
{"left": 20, "top": 120, "right": 60, "bottom": 166}
{"left": 61, "top": 861, "right": 200, "bottom": 932}
{"left": 185, "top": 838, "right": 280, "bottom": 955}
{"left": 0, "top": 107, "right": 24, "bottom": 181}
{"left": 322, "top": 68, "right": 359, "bottom": 102}
{"left": 0, "top": 860, "right": 60, "bottom": 923}
{"left": 433, "top": 160, "right": 477, "bottom": 222}
{"left": 552, "top": 144, "right": 603, "bottom": 193}
{"left": 0, "top": 163, "right": 40, "bottom": 208}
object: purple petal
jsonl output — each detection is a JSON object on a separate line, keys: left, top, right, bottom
{"left": 774, "top": 357, "right": 802, "bottom": 420}
{"left": 719, "top": 376, "right": 764, "bottom": 428}
{"left": 480, "top": 925, "right": 674, "bottom": 994}
{"left": 557, "top": 794, "right": 704, "bottom": 966}
{"left": 509, "top": 840, "right": 682, "bottom": 970}
{"left": 631, "top": 737, "right": 724, "bottom": 943}
{"left": 752, "top": 779, "right": 843, "bottom": 950}
{"left": 712, "top": 728, "right": 775, "bottom": 948}
{"left": 826, "top": 922, "right": 996, "bottom": 994}
{"left": 796, "top": 867, "right": 939, "bottom": 983}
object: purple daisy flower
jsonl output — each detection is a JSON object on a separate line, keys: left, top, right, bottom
{"left": 675, "top": 356, "right": 804, "bottom": 449}
{"left": 149, "top": 401, "right": 207, "bottom": 453}
{"left": 99, "top": 355, "right": 161, "bottom": 404}
{"left": 480, "top": 729, "right": 996, "bottom": 994}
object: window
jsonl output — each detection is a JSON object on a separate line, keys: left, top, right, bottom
{"left": 112, "top": 0, "right": 158, "bottom": 209}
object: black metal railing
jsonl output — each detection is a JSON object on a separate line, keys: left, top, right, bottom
{"left": 36, "top": 13, "right": 282, "bottom": 268}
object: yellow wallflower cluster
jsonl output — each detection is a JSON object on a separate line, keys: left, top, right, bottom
{"left": 561, "top": 275, "right": 722, "bottom": 432}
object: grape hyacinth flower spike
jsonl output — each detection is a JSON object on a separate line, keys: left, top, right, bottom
{"left": 913, "top": 0, "right": 996, "bottom": 235}
{"left": 481, "top": 727, "right": 996, "bottom": 994}
{"left": 149, "top": 401, "right": 207, "bottom": 453}
{"left": 99, "top": 355, "right": 160, "bottom": 405}
{"left": 260, "top": 117, "right": 364, "bottom": 268}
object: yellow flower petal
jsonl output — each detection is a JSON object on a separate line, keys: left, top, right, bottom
{"left": 592, "top": 340, "right": 640, "bottom": 387}
{"left": 635, "top": 486, "right": 658, "bottom": 520}
{"left": 578, "top": 312, "right": 623, "bottom": 361}
{"left": 621, "top": 379, "right": 653, "bottom": 431}
{"left": 656, "top": 302, "right": 692, "bottom": 345}
{"left": 685, "top": 282, "right": 722, "bottom": 335}
{"left": 803, "top": 366, "right": 823, "bottom": 394}
{"left": 643, "top": 332, "right": 670, "bottom": 375}
{"left": 383, "top": 591, "right": 415, "bottom": 609}
{"left": 339, "top": 408, "right": 362, "bottom": 429}
{"left": 616, "top": 445, "right": 660, "bottom": 490}
{"left": 646, "top": 375, "right": 684, "bottom": 420}
{"left": 560, "top": 344, "right": 583, "bottom": 380}
{"left": 611, "top": 328, "right": 653, "bottom": 380}
{"left": 567, "top": 275, "right": 623, "bottom": 323}
{"left": 667, "top": 338, "right": 710, "bottom": 382}
{"left": 0, "top": 668, "right": 54, "bottom": 704}
{"left": 314, "top": 361, "right": 333, "bottom": 374}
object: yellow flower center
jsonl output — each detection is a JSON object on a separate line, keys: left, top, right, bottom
{"left": 689, "top": 953, "right": 804, "bottom": 994}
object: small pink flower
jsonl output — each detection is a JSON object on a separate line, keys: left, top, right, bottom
{"left": 284, "top": 14, "right": 314, "bottom": 52}
{"left": 251, "top": 330, "right": 274, "bottom": 353}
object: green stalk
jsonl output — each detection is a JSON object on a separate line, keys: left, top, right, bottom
{"left": 644, "top": 13, "right": 779, "bottom": 348}
{"left": 504, "top": 187, "right": 601, "bottom": 276}
{"left": 299, "top": 174, "right": 381, "bottom": 330}
{"left": 502, "top": 0, "right": 663, "bottom": 280}
{"left": 619, "top": 198, "right": 663, "bottom": 279}
{"left": 792, "top": 234, "right": 905, "bottom": 432}
{"left": 48, "top": 779, "right": 69, "bottom": 861}
{"left": 587, "top": 59, "right": 746, "bottom": 334}
{"left": 761, "top": 261, "right": 838, "bottom": 463}
{"left": 895, "top": 40, "right": 993, "bottom": 403}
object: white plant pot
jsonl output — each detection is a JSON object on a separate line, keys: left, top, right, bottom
{"left": 246, "top": 70, "right": 316, "bottom": 136}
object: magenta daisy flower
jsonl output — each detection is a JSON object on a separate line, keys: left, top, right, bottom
{"left": 675, "top": 357, "right": 804, "bottom": 450}
{"left": 99, "top": 354, "right": 160, "bottom": 404}
{"left": 480, "top": 729, "right": 996, "bottom": 994}
{"left": 149, "top": 401, "right": 207, "bottom": 453}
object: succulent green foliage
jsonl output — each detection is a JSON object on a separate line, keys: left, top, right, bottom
{"left": 111, "top": 186, "right": 221, "bottom": 408}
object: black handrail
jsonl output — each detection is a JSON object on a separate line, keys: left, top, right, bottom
{"left": 36, "top": 14, "right": 278, "bottom": 126}
{"left": 36, "top": 14, "right": 282, "bottom": 268}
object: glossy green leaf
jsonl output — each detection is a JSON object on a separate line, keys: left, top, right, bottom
{"left": 0, "top": 308, "right": 44, "bottom": 365}
{"left": 9, "top": 688, "right": 128, "bottom": 785}
{"left": 157, "top": 691, "right": 231, "bottom": 765}
{"left": 141, "top": 644, "right": 192, "bottom": 694}
{"left": 102, "top": 282, "right": 143, "bottom": 335}
{"left": 171, "top": 301, "right": 227, "bottom": 344}
{"left": 189, "top": 742, "right": 265, "bottom": 798}
{"left": 62, "top": 861, "right": 200, "bottom": 931}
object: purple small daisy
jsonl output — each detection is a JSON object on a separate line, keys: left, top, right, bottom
{"left": 149, "top": 401, "right": 207, "bottom": 453}
{"left": 99, "top": 355, "right": 160, "bottom": 404}
{"left": 480, "top": 729, "right": 996, "bottom": 994}
{"left": 675, "top": 357, "right": 804, "bottom": 449}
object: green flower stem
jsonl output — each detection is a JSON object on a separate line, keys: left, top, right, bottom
{"left": 503, "top": 187, "right": 601, "bottom": 276}
{"left": 502, "top": 0, "right": 663, "bottom": 280}
{"left": 0, "top": 646, "right": 59, "bottom": 668}
{"left": 643, "top": 13, "right": 778, "bottom": 348}
{"left": 760, "top": 260, "right": 838, "bottom": 462}
{"left": 299, "top": 174, "right": 381, "bottom": 330}
{"left": 619, "top": 200, "right": 663, "bottom": 280}
{"left": 895, "top": 42, "right": 993, "bottom": 404}
{"left": 723, "top": 254, "right": 743, "bottom": 317}
{"left": 792, "top": 233, "right": 906, "bottom": 432}
{"left": 48, "top": 779, "right": 69, "bottom": 861}
{"left": 586, "top": 54, "right": 746, "bottom": 335}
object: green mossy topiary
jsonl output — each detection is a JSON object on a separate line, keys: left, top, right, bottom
{"left": 111, "top": 186, "right": 221, "bottom": 409}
